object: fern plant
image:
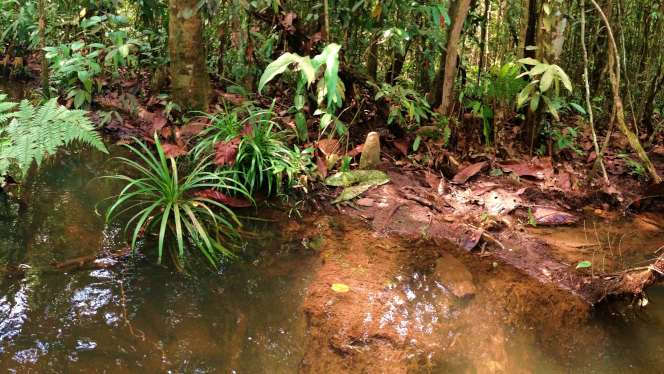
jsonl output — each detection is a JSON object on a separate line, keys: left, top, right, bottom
{"left": 0, "top": 97, "right": 108, "bottom": 176}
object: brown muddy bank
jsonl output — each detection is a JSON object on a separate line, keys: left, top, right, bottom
{"left": 281, "top": 214, "right": 596, "bottom": 374}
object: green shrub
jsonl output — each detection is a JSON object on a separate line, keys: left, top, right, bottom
{"left": 192, "top": 103, "right": 301, "bottom": 195}
{"left": 100, "top": 134, "right": 251, "bottom": 265}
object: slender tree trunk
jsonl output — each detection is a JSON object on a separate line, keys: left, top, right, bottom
{"left": 588, "top": 0, "right": 661, "bottom": 183}
{"left": 478, "top": 0, "right": 490, "bottom": 80}
{"left": 524, "top": 0, "right": 538, "bottom": 59}
{"left": 39, "top": 0, "right": 48, "bottom": 97}
{"left": 385, "top": 42, "right": 411, "bottom": 85}
{"left": 323, "top": 0, "right": 330, "bottom": 44}
{"left": 366, "top": 17, "right": 381, "bottom": 80}
{"left": 581, "top": 0, "right": 608, "bottom": 183}
{"left": 169, "top": 0, "right": 212, "bottom": 111}
{"left": 637, "top": 0, "right": 664, "bottom": 128}
{"left": 431, "top": 0, "right": 473, "bottom": 115}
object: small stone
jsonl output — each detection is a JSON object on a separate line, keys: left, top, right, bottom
{"left": 359, "top": 132, "right": 381, "bottom": 170}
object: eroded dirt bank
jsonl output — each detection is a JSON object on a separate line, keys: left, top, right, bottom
{"left": 284, "top": 215, "right": 597, "bottom": 373}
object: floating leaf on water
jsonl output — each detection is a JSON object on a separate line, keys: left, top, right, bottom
{"left": 331, "top": 283, "right": 350, "bottom": 292}
{"left": 576, "top": 261, "right": 591, "bottom": 269}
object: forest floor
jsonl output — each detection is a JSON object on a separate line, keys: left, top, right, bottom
{"left": 17, "top": 52, "right": 664, "bottom": 304}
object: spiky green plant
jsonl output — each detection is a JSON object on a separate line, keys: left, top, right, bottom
{"left": 192, "top": 103, "right": 299, "bottom": 195}
{"left": 100, "top": 134, "right": 252, "bottom": 265}
{"left": 0, "top": 97, "right": 108, "bottom": 175}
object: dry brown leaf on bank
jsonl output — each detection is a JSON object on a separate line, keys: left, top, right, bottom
{"left": 393, "top": 138, "right": 410, "bottom": 156}
{"left": 497, "top": 161, "right": 545, "bottom": 179}
{"left": 356, "top": 198, "right": 374, "bottom": 207}
{"left": 161, "top": 142, "right": 189, "bottom": 158}
{"left": 451, "top": 161, "right": 486, "bottom": 184}
{"left": 318, "top": 138, "right": 338, "bottom": 156}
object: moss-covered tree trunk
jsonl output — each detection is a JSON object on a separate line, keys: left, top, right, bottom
{"left": 169, "top": 0, "right": 212, "bottom": 111}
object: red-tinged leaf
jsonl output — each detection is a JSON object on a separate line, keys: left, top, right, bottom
{"left": 238, "top": 123, "right": 254, "bottom": 137}
{"left": 318, "top": 138, "right": 338, "bottom": 156}
{"left": 194, "top": 189, "right": 253, "bottom": 207}
{"left": 393, "top": 138, "right": 410, "bottom": 156}
{"left": 214, "top": 139, "right": 240, "bottom": 167}
{"left": 344, "top": 144, "right": 364, "bottom": 158}
{"left": 316, "top": 148, "right": 328, "bottom": 178}
{"left": 557, "top": 173, "right": 571, "bottom": 190}
{"left": 161, "top": 142, "right": 189, "bottom": 158}
{"left": 497, "top": 161, "right": 545, "bottom": 179}
{"left": 451, "top": 162, "right": 486, "bottom": 184}
{"left": 150, "top": 107, "right": 168, "bottom": 135}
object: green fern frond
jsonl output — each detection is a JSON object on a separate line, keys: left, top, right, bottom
{"left": 0, "top": 98, "right": 108, "bottom": 176}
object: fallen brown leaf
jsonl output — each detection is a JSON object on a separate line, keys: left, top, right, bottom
{"left": 451, "top": 161, "right": 486, "bottom": 184}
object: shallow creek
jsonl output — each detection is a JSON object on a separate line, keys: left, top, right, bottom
{"left": 1, "top": 81, "right": 664, "bottom": 373}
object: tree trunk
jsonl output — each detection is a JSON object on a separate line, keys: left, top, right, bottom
{"left": 637, "top": 0, "right": 664, "bottom": 128}
{"left": 366, "top": 19, "right": 381, "bottom": 80}
{"left": 39, "top": 0, "right": 48, "bottom": 97}
{"left": 169, "top": 0, "right": 212, "bottom": 111}
{"left": 478, "top": 0, "right": 490, "bottom": 80}
{"left": 385, "top": 41, "right": 411, "bottom": 85}
{"left": 430, "top": 0, "right": 473, "bottom": 115}
{"left": 524, "top": 0, "right": 538, "bottom": 59}
{"left": 588, "top": 0, "right": 661, "bottom": 183}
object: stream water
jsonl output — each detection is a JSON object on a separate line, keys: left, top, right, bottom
{"left": 1, "top": 81, "right": 664, "bottom": 373}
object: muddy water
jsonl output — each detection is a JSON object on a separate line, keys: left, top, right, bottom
{"left": 1, "top": 81, "right": 664, "bottom": 373}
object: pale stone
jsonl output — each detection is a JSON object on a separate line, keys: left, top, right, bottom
{"left": 359, "top": 132, "right": 381, "bottom": 170}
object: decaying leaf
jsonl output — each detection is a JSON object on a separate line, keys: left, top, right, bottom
{"left": 160, "top": 143, "right": 189, "bottom": 158}
{"left": 394, "top": 138, "right": 410, "bottom": 156}
{"left": 451, "top": 161, "right": 486, "bottom": 184}
{"left": 356, "top": 198, "right": 375, "bottom": 206}
{"left": 194, "top": 189, "right": 253, "bottom": 207}
{"left": 331, "top": 184, "right": 373, "bottom": 203}
{"left": 497, "top": 161, "right": 545, "bottom": 179}
{"left": 326, "top": 170, "right": 391, "bottom": 187}
{"left": 214, "top": 138, "right": 241, "bottom": 167}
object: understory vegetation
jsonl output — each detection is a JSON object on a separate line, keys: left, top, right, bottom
{"left": 2, "top": 0, "right": 664, "bottom": 265}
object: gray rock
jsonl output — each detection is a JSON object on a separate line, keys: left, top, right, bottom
{"left": 359, "top": 132, "right": 381, "bottom": 170}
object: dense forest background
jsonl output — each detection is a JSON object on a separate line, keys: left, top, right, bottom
{"left": 3, "top": 0, "right": 664, "bottom": 185}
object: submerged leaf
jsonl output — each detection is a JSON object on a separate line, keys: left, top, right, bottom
{"left": 331, "top": 283, "right": 350, "bottom": 292}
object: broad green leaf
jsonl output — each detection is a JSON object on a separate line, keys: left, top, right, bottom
{"left": 517, "top": 57, "right": 540, "bottom": 66}
{"left": 298, "top": 56, "right": 315, "bottom": 85}
{"left": 554, "top": 65, "right": 573, "bottom": 92}
{"left": 258, "top": 52, "right": 303, "bottom": 93}
{"left": 541, "top": 95, "right": 559, "bottom": 120}
{"left": 530, "top": 92, "right": 540, "bottom": 111}
{"left": 576, "top": 261, "right": 591, "bottom": 269}
{"left": 294, "top": 94, "right": 305, "bottom": 110}
{"left": 438, "top": 4, "right": 451, "bottom": 25}
{"left": 157, "top": 93, "right": 170, "bottom": 99}
{"left": 517, "top": 80, "right": 538, "bottom": 108}
{"left": 540, "top": 66, "right": 555, "bottom": 93}
{"left": 324, "top": 44, "right": 342, "bottom": 109}
{"left": 119, "top": 44, "right": 129, "bottom": 58}
{"left": 74, "top": 91, "right": 85, "bottom": 108}
{"left": 413, "top": 135, "right": 421, "bottom": 151}
{"left": 569, "top": 102, "right": 586, "bottom": 114}
{"left": 89, "top": 43, "right": 105, "bottom": 49}
{"left": 71, "top": 42, "right": 85, "bottom": 51}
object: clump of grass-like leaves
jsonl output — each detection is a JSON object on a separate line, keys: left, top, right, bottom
{"left": 191, "top": 102, "right": 300, "bottom": 195}
{"left": 99, "top": 134, "right": 252, "bottom": 265}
